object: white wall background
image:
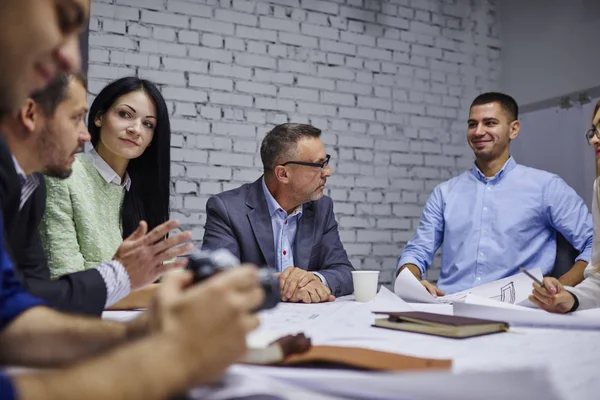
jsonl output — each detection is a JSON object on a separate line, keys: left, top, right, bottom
{"left": 87, "top": 0, "right": 501, "bottom": 285}
{"left": 512, "top": 99, "right": 600, "bottom": 211}
{"left": 498, "top": 0, "right": 600, "bottom": 109}
{"left": 499, "top": 0, "right": 600, "bottom": 213}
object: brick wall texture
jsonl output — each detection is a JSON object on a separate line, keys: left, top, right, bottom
{"left": 88, "top": 0, "right": 501, "bottom": 286}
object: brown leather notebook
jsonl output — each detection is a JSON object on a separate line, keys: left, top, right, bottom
{"left": 243, "top": 334, "right": 450, "bottom": 371}
{"left": 277, "top": 345, "right": 451, "bottom": 371}
{"left": 372, "top": 311, "right": 509, "bottom": 339}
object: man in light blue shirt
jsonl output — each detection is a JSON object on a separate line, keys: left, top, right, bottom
{"left": 397, "top": 92, "right": 593, "bottom": 295}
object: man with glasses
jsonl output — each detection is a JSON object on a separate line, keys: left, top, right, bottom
{"left": 397, "top": 92, "right": 593, "bottom": 296}
{"left": 202, "top": 123, "right": 354, "bottom": 303}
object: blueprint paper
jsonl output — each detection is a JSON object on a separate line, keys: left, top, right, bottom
{"left": 247, "top": 287, "right": 412, "bottom": 348}
{"left": 394, "top": 268, "right": 543, "bottom": 306}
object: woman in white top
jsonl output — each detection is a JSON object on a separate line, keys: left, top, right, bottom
{"left": 530, "top": 101, "right": 600, "bottom": 312}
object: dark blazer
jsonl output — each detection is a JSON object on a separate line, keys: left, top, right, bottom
{"left": 201, "top": 178, "right": 354, "bottom": 297}
{"left": 0, "top": 134, "right": 107, "bottom": 316}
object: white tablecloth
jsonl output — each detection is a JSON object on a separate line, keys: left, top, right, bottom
{"left": 103, "top": 293, "right": 600, "bottom": 400}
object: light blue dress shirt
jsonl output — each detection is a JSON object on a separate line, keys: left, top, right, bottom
{"left": 261, "top": 178, "right": 328, "bottom": 288}
{"left": 397, "top": 157, "right": 593, "bottom": 294}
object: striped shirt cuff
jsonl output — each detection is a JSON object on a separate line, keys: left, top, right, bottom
{"left": 96, "top": 260, "right": 131, "bottom": 307}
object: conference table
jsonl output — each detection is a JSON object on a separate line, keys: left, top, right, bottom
{"left": 103, "top": 288, "right": 600, "bottom": 400}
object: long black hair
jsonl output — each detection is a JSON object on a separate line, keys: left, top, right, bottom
{"left": 88, "top": 77, "right": 170, "bottom": 238}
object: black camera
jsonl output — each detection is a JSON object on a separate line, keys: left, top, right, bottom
{"left": 186, "top": 249, "right": 281, "bottom": 312}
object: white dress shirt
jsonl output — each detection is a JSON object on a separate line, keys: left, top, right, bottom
{"left": 88, "top": 148, "right": 131, "bottom": 191}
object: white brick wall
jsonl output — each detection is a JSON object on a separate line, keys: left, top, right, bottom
{"left": 88, "top": 0, "right": 500, "bottom": 285}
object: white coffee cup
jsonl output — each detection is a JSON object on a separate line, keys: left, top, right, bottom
{"left": 351, "top": 270, "right": 380, "bottom": 302}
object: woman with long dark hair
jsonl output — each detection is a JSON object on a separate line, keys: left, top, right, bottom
{"left": 40, "top": 76, "right": 171, "bottom": 307}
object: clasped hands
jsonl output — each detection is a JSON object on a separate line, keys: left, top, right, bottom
{"left": 277, "top": 266, "right": 335, "bottom": 304}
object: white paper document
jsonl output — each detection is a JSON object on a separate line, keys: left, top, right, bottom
{"left": 247, "top": 287, "right": 413, "bottom": 348}
{"left": 394, "top": 267, "right": 543, "bottom": 306}
{"left": 453, "top": 302, "right": 600, "bottom": 330}
{"left": 367, "top": 286, "right": 414, "bottom": 312}
{"left": 463, "top": 294, "right": 538, "bottom": 310}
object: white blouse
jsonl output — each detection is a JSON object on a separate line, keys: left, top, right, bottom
{"left": 88, "top": 148, "right": 131, "bottom": 191}
{"left": 568, "top": 178, "right": 600, "bottom": 310}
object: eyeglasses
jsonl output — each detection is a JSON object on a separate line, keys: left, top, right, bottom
{"left": 279, "top": 154, "right": 331, "bottom": 169}
{"left": 585, "top": 124, "right": 600, "bottom": 145}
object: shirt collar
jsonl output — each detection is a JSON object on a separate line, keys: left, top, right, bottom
{"left": 261, "top": 177, "right": 303, "bottom": 218}
{"left": 89, "top": 148, "right": 131, "bottom": 191}
{"left": 12, "top": 156, "right": 26, "bottom": 179}
{"left": 470, "top": 156, "right": 517, "bottom": 183}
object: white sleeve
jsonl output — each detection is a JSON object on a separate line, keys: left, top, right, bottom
{"left": 566, "top": 271, "right": 600, "bottom": 310}
{"left": 96, "top": 260, "right": 131, "bottom": 307}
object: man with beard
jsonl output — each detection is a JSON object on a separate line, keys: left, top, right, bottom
{"left": 202, "top": 123, "right": 355, "bottom": 303}
{"left": 0, "top": 1, "right": 264, "bottom": 398}
{"left": 397, "top": 92, "right": 593, "bottom": 297}
{"left": 0, "top": 72, "right": 194, "bottom": 315}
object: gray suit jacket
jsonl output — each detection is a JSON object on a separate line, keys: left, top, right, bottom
{"left": 201, "top": 178, "right": 354, "bottom": 297}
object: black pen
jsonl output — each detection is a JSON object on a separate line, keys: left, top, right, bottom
{"left": 519, "top": 268, "right": 545, "bottom": 289}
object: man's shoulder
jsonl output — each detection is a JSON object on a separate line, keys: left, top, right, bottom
{"left": 512, "top": 163, "right": 558, "bottom": 181}
{"left": 210, "top": 180, "right": 258, "bottom": 204}
{"left": 509, "top": 164, "right": 567, "bottom": 194}
{"left": 435, "top": 169, "right": 471, "bottom": 193}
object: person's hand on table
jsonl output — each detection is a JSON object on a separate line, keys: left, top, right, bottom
{"left": 278, "top": 266, "right": 316, "bottom": 301}
{"left": 420, "top": 280, "right": 445, "bottom": 297}
{"left": 287, "top": 280, "right": 335, "bottom": 303}
{"left": 528, "top": 277, "right": 575, "bottom": 314}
